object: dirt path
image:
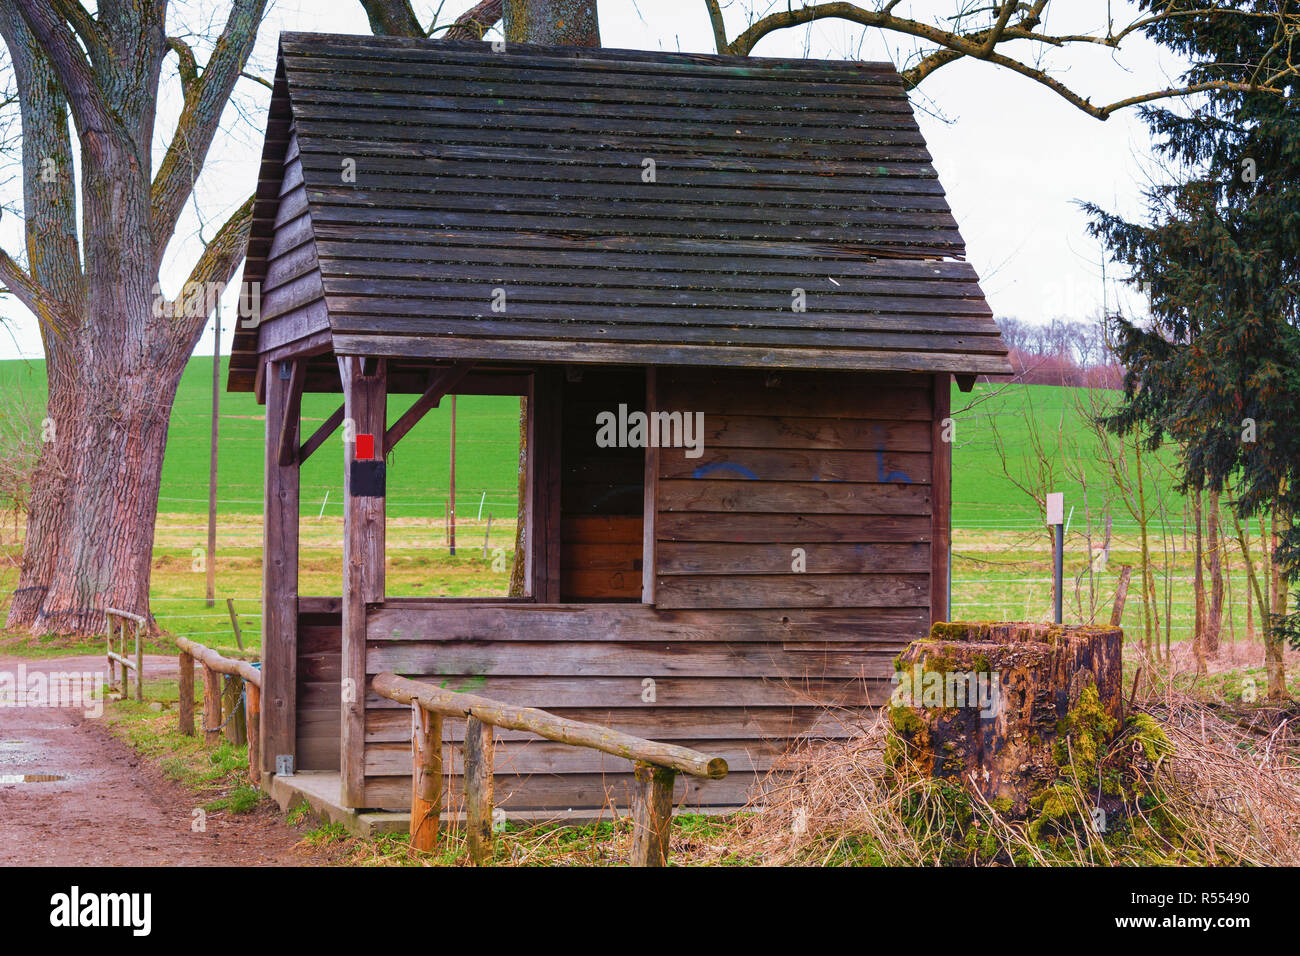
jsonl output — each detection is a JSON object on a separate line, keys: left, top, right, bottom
{"left": 0, "top": 654, "right": 321, "bottom": 866}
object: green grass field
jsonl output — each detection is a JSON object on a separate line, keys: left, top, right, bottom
{"left": 0, "top": 355, "right": 1185, "bottom": 527}
{"left": 0, "top": 356, "right": 525, "bottom": 520}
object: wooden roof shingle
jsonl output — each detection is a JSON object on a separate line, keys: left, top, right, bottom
{"left": 228, "top": 33, "right": 1009, "bottom": 391}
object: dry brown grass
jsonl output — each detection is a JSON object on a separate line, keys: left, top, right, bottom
{"left": 1135, "top": 689, "right": 1300, "bottom": 866}
{"left": 683, "top": 688, "right": 1300, "bottom": 867}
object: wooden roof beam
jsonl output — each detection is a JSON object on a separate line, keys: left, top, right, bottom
{"left": 384, "top": 361, "right": 475, "bottom": 452}
{"left": 276, "top": 359, "right": 306, "bottom": 467}
{"left": 298, "top": 402, "right": 346, "bottom": 464}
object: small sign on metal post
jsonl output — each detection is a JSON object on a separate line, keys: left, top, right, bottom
{"left": 1047, "top": 493, "right": 1064, "bottom": 624}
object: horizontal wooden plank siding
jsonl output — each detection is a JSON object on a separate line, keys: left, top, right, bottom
{"left": 256, "top": 131, "right": 329, "bottom": 358}
{"left": 361, "top": 602, "right": 900, "bottom": 812}
{"left": 653, "top": 368, "right": 935, "bottom": 614}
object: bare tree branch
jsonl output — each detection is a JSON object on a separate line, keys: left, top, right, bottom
{"left": 722, "top": 2, "right": 1300, "bottom": 121}
{"left": 0, "top": 248, "right": 61, "bottom": 325}
{"left": 151, "top": 0, "right": 268, "bottom": 266}
{"left": 240, "top": 69, "right": 273, "bottom": 90}
{"left": 0, "top": 4, "right": 84, "bottom": 324}
{"left": 165, "top": 193, "right": 255, "bottom": 360}
{"left": 443, "top": 0, "right": 504, "bottom": 41}
{"left": 50, "top": 0, "right": 107, "bottom": 64}
{"left": 704, "top": 0, "right": 730, "bottom": 55}
{"left": 11, "top": 0, "right": 114, "bottom": 143}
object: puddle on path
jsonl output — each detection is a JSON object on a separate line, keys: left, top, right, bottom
{"left": 0, "top": 773, "right": 67, "bottom": 783}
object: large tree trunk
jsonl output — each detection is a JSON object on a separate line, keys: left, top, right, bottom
{"left": 22, "top": 353, "right": 182, "bottom": 632}
{"left": 504, "top": 0, "right": 599, "bottom": 44}
{"left": 2, "top": 1, "right": 260, "bottom": 636}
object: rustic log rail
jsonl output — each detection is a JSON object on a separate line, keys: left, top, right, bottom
{"left": 372, "top": 672, "right": 729, "bottom": 866}
{"left": 105, "top": 607, "right": 146, "bottom": 702}
{"left": 176, "top": 636, "right": 262, "bottom": 785}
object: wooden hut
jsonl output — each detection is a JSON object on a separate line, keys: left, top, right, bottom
{"left": 229, "top": 33, "right": 1011, "bottom": 815}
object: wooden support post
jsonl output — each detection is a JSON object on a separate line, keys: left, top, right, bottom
{"left": 222, "top": 674, "right": 247, "bottom": 745}
{"left": 178, "top": 651, "right": 195, "bottom": 736}
{"left": 463, "top": 715, "right": 495, "bottom": 865}
{"left": 410, "top": 702, "right": 442, "bottom": 853}
{"left": 262, "top": 358, "right": 300, "bottom": 775}
{"left": 930, "top": 373, "right": 953, "bottom": 626}
{"left": 202, "top": 664, "right": 223, "bottom": 747}
{"left": 341, "top": 355, "right": 386, "bottom": 808}
{"left": 528, "top": 369, "right": 563, "bottom": 602}
{"left": 245, "top": 682, "right": 261, "bottom": 785}
{"left": 134, "top": 621, "right": 143, "bottom": 702}
{"left": 629, "top": 762, "right": 676, "bottom": 867}
{"left": 643, "top": 367, "right": 658, "bottom": 604}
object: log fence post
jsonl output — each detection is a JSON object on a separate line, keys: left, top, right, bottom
{"left": 134, "top": 620, "right": 143, "bottom": 702}
{"left": 222, "top": 674, "right": 247, "bottom": 745}
{"left": 178, "top": 651, "right": 195, "bottom": 736}
{"left": 202, "top": 664, "right": 223, "bottom": 747}
{"left": 105, "top": 615, "right": 115, "bottom": 693}
{"left": 372, "top": 673, "right": 726, "bottom": 867}
{"left": 246, "top": 681, "right": 261, "bottom": 785}
{"left": 464, "top": 715, "right": 495, "bottom": 865}
{"left": 410, "top": 702, "right": 443, "bottom": 852}
{"left": 629, "top": 761, "right": 677, "bottom": 867}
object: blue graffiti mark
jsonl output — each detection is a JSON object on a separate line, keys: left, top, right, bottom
{"left": 877, "top": 448, "right": 912, "bottom": 484}
{"left": 692, "top": 461, "right": 758, "bottom": 480}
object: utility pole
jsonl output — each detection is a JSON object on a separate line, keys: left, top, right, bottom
{"left": 206, "top": 299, "right": 221, "bottom": 607}
{"left": 449, "top": 394, "right": 457, "bottom": 556}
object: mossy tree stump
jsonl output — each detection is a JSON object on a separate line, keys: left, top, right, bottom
{"left": 889, "top": 622, "right": 1123, "bottom": 816}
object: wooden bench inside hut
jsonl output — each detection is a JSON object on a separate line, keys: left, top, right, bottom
{"left": 229, "top": 33, "right": 1011, "bottom": 816}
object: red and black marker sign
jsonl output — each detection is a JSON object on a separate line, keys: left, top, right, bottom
{"left": 350, "top": 433, "right": 385, "bottom": 497}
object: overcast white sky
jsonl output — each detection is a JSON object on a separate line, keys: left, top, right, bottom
{"left": 0, "top": 0, "right": 1183, "bottom": 360}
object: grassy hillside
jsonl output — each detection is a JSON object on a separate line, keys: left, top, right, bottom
{"left": 0, "top": 356, "right": 1187, "bottom": 529}
{"left": 0, "top": 356, "right": 524, "bottom": 520}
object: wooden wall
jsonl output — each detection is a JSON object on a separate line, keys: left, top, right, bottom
{"left": 360, "top": 603, "right": 900, "bottom": 811}
{"left": 654, "top": 368, "right": 933, "bottom": 615}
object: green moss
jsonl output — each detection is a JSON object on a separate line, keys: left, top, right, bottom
{"left": 1051, "top": 684, "right": 1117, "bottom": 787}
{"left": 1027, "top": 783, "right": 1080, "bottom": 843}
{"left": 1125, "top": 712, "right": 1174, "bottom": 764}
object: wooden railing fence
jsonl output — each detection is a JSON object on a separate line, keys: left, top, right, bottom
{"left": 372, "top": 672, "right": 729, "bottom": 867}
{"left": 176, "top": 636, "right": 262, "bottom": 785}
{"left": 105, "top": 607, "right": 146, "bottom": 701}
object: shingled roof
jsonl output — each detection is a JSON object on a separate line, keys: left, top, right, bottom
{"left": 228, "top": 33, "right": 1009, "bottom": 391}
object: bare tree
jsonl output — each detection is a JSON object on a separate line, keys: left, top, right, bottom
{"left": 0, "top": 2, "right": 265, "bottom": 633}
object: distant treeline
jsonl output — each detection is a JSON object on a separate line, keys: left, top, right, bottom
{"left": 995, "top": 317, "right": 1124, "bottom": 388}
